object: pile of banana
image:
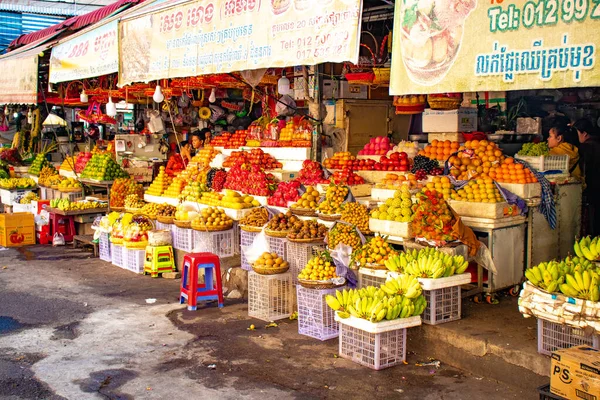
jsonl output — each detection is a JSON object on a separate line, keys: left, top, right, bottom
{"left": 384, "top": 248, "right": 469, "bottom": 278}
{"left": 525, "top": 257, "right": 600, "bottom": 301}
{"left": 574, "top": 236, "right": 600, "bottom": 261}
{"left": 326, "top": 275, "right": 427, "bottom": 323}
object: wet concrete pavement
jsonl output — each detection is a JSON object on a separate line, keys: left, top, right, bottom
{"left": 0, "top": 245, "right": 537, "bottom": 399}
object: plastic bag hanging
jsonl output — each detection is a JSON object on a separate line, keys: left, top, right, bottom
{"left": 240, "top": 68, "right": 267, "bottom": 113}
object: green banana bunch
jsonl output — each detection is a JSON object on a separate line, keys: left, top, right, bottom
{"left": 524, "top": 262, "right": 564, "bottom": 293}
{"left": 559, "top": 270, "right": 600, "bottom": 301}
{"left": 574, "top": 236, "right": 600, "bottom": 261}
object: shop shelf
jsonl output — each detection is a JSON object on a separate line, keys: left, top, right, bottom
{"left": 537, "top": 318, "right": 600, "bottom": 356}
{"left": 241, "top": 229, "right": 259, "bottom": 271}
{"left": 111, "top": 243, "right": 124, "bottom": 268}
{"left": 173, "top": 226, "right": 194, "bottom": 252}
{"left": 336, "top": 315, "right": 421, "bottom": 370}
{"left": 192, "top": 228, "right": 235, "bottom": 258}
{"left": 123, "top": 248, "right": 145, "bottom": 274}
{"left": 266, "top": 236, "right": 288, "bottom": 260}
{"left": 248, "top": 271, "right": 293, "bottom": 322}
{"left": 99, "top": 233, "right": 111, "bottom": 262}
{"left": 422, "top": 285, "right": 461, "bottom": 325}
{"left": 296, "top": 286, "right": 341, "bottom": 341}
{"left": 358, "top": 267, "right": 388, "bottom": 289}
{"left": 287, "top": 241, "right": 325, "bottom": 285}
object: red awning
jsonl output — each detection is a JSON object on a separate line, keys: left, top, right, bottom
{"left": 7, "top": 0, "right": 144, "bottom": 51}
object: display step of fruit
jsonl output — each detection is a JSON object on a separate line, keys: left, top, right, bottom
{"left": 163, "top": 176, "right": 188, "bottom": 198}
{"left": 298, "top": 250, "right": 337, "bottom": 281}
{"left": 140, "top": 203, "right": 160, "bottom": 217}
{"left": 325, "top": 285, "right": 426, "bottom": 322}
{"left": 371, "top": 186, "right": 414, "bottom": 223}
{"left": 253, "top": 252, "right": 289, "bottom": 272}
{"left": 340, "top": 202, "right": 371, "bottom": 234}
{"left": 38, "top": 165, "right": 60, "bottom": 187}
{"left": 574, "top": 236, "right": 600, "bottom": 261}
{"left": 450, "top": 179, "right": 504, "bottom": 203}
{"left": 59, "top": 156, "right": 76, "bottom": 172}
{"left": 145, "top": 166, "right": 172, "bottom": 196}
{"left": 50, "top": 198, "right": 105, "bottom": 211}
{"left": 220, "top": 190, "right": 260, "bottom": 209}
{"left": 58, "top": 178, "right": 83, "bottom": 192}
{"left": 266, "top": 211, "right": 300, "bottom": 232}
{"left": 191, "top": 207, "right": 233, "bottom": 230}
{"left": 80, "top": 153, "right": 128, "bottom": 181}
{"left": 28, "top": 153, "right": 50, "bottom": 176}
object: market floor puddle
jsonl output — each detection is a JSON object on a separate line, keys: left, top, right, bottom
{"left": 0, "top": 316, "right": 23, "bottom": 334}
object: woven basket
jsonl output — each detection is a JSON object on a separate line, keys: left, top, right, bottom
{"left": 290, "top": 207, "right": 317, "bottom": 217}
{"left": 240, "top": 225, "right": 264, "bottom": 233}
{"left": 124, "top": 240, "right": 148, "bottom": 249}
{"left": 191, "top": 223, "right": 233, "bottom": 232}
{"left": 174, "top": 220, "right": 192, "bottom": 229}
{"left": 363, "top": 263, "right": 388, "bottom": 271}
{"left": 317, "top": 213, "right": 341, "bottom": 222}
{"left": 59, "top": 187, "right": 83, "bottom": 193}
{"left": 156, "top": 215, "right": 174, "bottom": 224}
{"left": 111, "top": 206, "right": 124, "bottom": 212}
{"left": 427, "top": 96, "right": 462, "bottom": 110}
{"left": 125, "top": 207, "right": 143, "bottom": 214}
{"left": 252, "top": 265, "right": 289, "bottom": 275}
{"left": 110, "top": 237, "right": 123, "bottom": 245}
{"left": 287, "top": 236, "right": 325, "bottom": 243}
{"left": 265, "top": 229, "right": 289, "bottom": 238}
{"left": 298, "top": 279, "right": 345, "bottom": 290}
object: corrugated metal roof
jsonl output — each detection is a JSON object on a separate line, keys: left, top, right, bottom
{"left": 7, "top": 0, "right": 143, "bottom": 50}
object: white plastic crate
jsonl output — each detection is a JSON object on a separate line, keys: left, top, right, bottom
{"left": 155, "top": 221, "right": 174, "bottom": 232}
{"left": 173, "top": 226, "right": 194, "bottom": 252}
{"left": 266, "top": 236, "right": 288, "bottom": 260}
{"left": 241, "top": 230, "right": 259, "bottom": 271}
{"left": 99, "top": 233, "right": 111, "bottom": 262}
{"left": 358, "top": 268, "right": 388, "bottom": 289}
{"left": 515, "top": 154, "right": 569, "bottom": 173}
{"left": 537, "top": 318, "right": 600, "bottom": 356}
{"left": 233, "top": 222, "right": 241, "bottom": 255}
{"left": 297, "top": 286, "right": 341, "bottom": 341}
{"left": 248, "top": 271, "right": 293, "bottom": 322}
{"left": 339, "top": 323, "right": 407, "bottom": 370}
{"left": 123, "top": 248, "right": 145, "bottom": 274}
{"left": 287, "top": 241, "right": 325, "bottom": 285}
{"left": 422, "top": 286, "right": 461, "bottom": 325}
{"left": 192, "top": 229, "right": 235, "bottom": 258}
{"left": 111, "top": 243, "right": 123, "bottom": 268}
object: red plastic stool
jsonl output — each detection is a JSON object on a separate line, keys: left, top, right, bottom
{"left": 180, "top": 252, "right": 224, "bottom": 310}
{"left": 49, "top": 212, "right": 76, "bottom": 242}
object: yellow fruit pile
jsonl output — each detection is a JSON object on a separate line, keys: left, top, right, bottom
{"left": 291, "top": 185, "right": 320, "bottom": 210}
{"left": 253, "top": 252, "right": 289, "bottom": 272}
{"left": 326, "top": 223, "right": 362, "bottom": 251}
{"left": 58, "top": 178, "right": 82, "bottom": 192}
{"left": 352, "top": 236, "right": 397, "bottom": 268}
{"left": 317, "top": 184, "right": 349, "bottom": 215}
{"left": 125, "top": 194, "right": 146, "bottom": 209}
{"left": 145, "top": 166, "right": 172, "bottom": 196}
{"left": 450, "top": 179, "right": 504, "bottom": 203}
{"left": 240, "top": 207, "right": 269, "bottom": 227}
{"left": 341, "top": 202, "right": 371, "bottom": 234}
{"left": 191, "top": 207, "right": 233, "bottom": 230}
{"left": 424, "top": 176, "right": 453, "bottom": 200}
{"left": 59, "top": 156, "right": 76, "bottom": 171}
{"left": 199, "top": 190, "right": 259, "bottom": 209}
{"left": 298, "top": 251, "right": 337, "bottom": 281}
{"left": 38, "top": 166, "right": 59, "bottom": 187}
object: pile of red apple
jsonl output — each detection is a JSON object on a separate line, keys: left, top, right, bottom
{"left": 224, "top": 163, "right": 276, "bottom": 196}
{"left": 377, "top": 152, "right": 411, "bottom": 172}
{"left": 267, "top": 180, "right": 301, "bottom": 207}
{"left": 331, "top": 168, "right": 365, "bottom": 185}
{"left": 213, "top": 130, "right": 248, "bottom": 148}
{"left": 223, "top": 149, "right": 282, "bottom": 169}
{"left": 358, "top": 136, "right": 394, "bottom": 156}
{"left": 210, "top": 133, "right": 231, "bottom": 147}
{"left": 297, "top": 160, "right": 327, "bottom": 185}
{"left": 74, "top": 152, "right": 92, "bottom": 173}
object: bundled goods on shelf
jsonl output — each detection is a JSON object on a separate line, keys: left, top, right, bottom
{"left": 0, "top": 177, "right": 36, "bottom": 189}
{"left": 145, "top": 166, "right": 172, "bottom": 196}
{"left": 357, "top": 136, "right": 394, "bottom": 156}
{"left": 351, "top": 236, "right": 397, "bottom": 269}
{"left": 419, "top": 140, "right": 461, "bottom": 161}
{"left": 81, "top": 153, "right": 128, "bottom": 181}
{"left": 267, "top": 180, "right": 301, "bottom": 207}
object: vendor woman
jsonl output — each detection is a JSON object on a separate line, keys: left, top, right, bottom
{"left": 547, "top": 124, "right": 581, "bottom": 180}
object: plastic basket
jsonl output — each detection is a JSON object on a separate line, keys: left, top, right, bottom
{"left": 267, "top": 236, "right": 288, "bottom": 260}
{"left": 287, "top": 241, "right": 325, "bottom": 285}
{"left": 358, "top": 268, "right": 388, "bottom": 289}
{"left": 422, "top": 286, "right": 461, "bottom": 325}
{"left": 248, "top": 271, "right": 293, "bottom": 322}
{"left": 233, "top": 222, "right": 241, "bottom": 255}
{"left": 173, "top": 226, "right": 194, "bottom": 252}
{"left": 339, "top": 323, "right": 407, "bottom": 370}
{"left": 537, "top": 318, "right": 600, "bottom": 356}
{"left": 123, "top": 248, "right": 145, "bottom": 274}
{"left": 241, "top": 229, "right": 259, "bottom": 271}
{"left": 99, "top": 233, "right": 111, "bottom": 262}
{"left": 192, "top": 229, "right": 235, "bottom": 258}
{"left": 515, "top": 154, "right": 569, "bottom": 173}
{"left": 297, "top": 286, "right": 341, "bottom": 341}
{"left": 111, "top": 243, "right": 123, "bottom": 268}
{"left": 537, "top": 384, "right": 566, "bottom": 400}
{"left": 155, "top": 221, "right": 174, "bottom": 232}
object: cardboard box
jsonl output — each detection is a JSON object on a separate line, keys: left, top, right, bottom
{"left": 0, "top": 212, "right": 35, "bottom": 247}
{"left": 551, "top": 346, "right": 600, "bottom": 400}
{"left": 422, "top": 108, "right": 478, "bottom": 133}
{"left": 462, "top": 91, "right": 507, "bottom": 112}
{"left": 339, "top": 81, "right": 368, "bottom": 99}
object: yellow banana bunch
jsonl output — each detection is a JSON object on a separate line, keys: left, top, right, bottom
{"left": 560, "top": 270, "right": 600, "bottom": 301}
{"left": 380, "top": 274, "right": 422, "bottom": 299}
{"left": 574, "top": 236, "right": 600, "bottom": 261}
{"left": 385, "top": 248, "right": 469, "bottom": 277}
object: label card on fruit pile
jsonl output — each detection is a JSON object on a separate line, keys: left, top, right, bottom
{"left": 118, "top": 0, "right": 363, "bottom": 86}
{"left": 390, "top": 0, "right": 600, "bottom": 94}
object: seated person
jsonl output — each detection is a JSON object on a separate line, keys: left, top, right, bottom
{"left": 547, "top": 124, "right": 581, "bottom": 180}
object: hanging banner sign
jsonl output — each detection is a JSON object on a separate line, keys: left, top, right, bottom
{"left": 390, "top": 0, "right": 600, "bottom": 95}
{"left": 0, "top": 53, "right": 38, "bottom": 104}
{"left": 118, "top": 0, "right": 363, "bottom": 86}
{"left": 49, "top": 20, "right": 119, "bottom": 83}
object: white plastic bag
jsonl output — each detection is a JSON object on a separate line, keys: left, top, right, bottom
{"left": 241, "top": 230, "right": 271, "bottom": 266}
{"left": 276, "top": 95, "right": 296, "bottom": 117}
{"left": 52, "top": 232, "right": 65, "bottom": 246}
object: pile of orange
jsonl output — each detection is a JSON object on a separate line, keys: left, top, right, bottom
{"left": 447, "top": 140, "right": 538, "bottom": 183}
{"left": 419, "top": 140, "right": 461, "bottom": 161}
{"left": 377, "top": 173, "right": 424, "bottom": 190}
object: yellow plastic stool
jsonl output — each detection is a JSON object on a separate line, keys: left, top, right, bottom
{"left": 144, "top": 245, "right": 176, "bottom": 278}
